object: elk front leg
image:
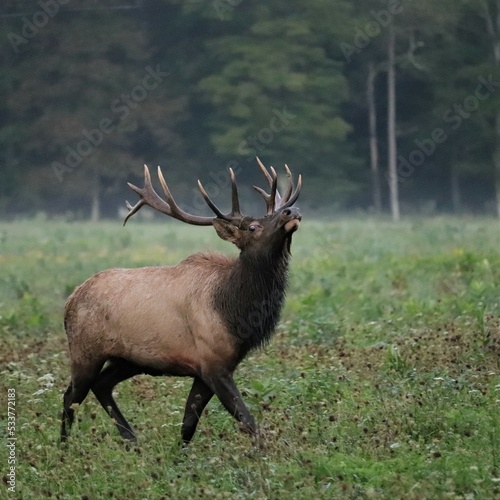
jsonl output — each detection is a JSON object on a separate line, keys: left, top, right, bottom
{"left": 181, "top": 377, "right": 214, "bottom": 444}
{"left": 204, "top": 372, "right": 257, "bottom": 435}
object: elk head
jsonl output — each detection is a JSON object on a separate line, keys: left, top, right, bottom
{"left": 124, "top": 157, "right": 302, "bottom": 256}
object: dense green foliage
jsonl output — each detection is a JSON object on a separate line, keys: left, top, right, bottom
{"left": 2, "top": 1, "right": 500, "bottom": 217}
{"left": 0, "top": 217, "right": 499, "bottom": 498}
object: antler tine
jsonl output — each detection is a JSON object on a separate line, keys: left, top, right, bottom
{"left": 252, "top": 185, "right": 272, "bottom": 212}
{"left": 275, "top": 164, "right": 294, "bottom": 208}
{"left": 268, "top": 166, "right": 279, "bottom": 213}
{"left": 197, "top": 180, "right": 227, "bottom": 219}
{"left": 256, "top": 156, "right": 273, "bottom": 185}
{"left": 279, "top": 173, "right": 302, "bottom": 210}
{"left": 157, "top": 166, "right": 196, "bottom": 222}
{"left": 123, "top": 199, "right": 144, "bottom": 226}
{"left": 229, "top": 167, "right": 243, "bottom": 217}
{"left": 256, "top": 157, "right": 281, "bottom": 200}
{"left": 254, "top": 158, "right": 280, "bottom": 214}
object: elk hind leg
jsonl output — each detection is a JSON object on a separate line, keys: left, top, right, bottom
{"left": 61, "top": 362, "right": 103, "bottom": 442}
{"left": 91, "top": 359, "right": 141, "bottom": 441}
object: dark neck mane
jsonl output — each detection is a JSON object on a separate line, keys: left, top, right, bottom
{"left": 213, "top": 244, "right": 291, "bottom": 357}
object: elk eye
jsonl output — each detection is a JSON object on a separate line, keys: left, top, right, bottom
{"left": 249, "top": 224, "right": 258, "bottom": 232}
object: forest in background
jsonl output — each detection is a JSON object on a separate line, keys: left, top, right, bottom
{"left": 1, "top": 0, "right": 500, "bottom": 220}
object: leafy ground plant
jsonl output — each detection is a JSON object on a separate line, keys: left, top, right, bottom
{"left": 0, "top": 217, "right": 499, "bottom": 499}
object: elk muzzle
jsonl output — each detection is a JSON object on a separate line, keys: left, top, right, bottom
{"left": 281, "top": 207, "right": 302, "bottom": 233}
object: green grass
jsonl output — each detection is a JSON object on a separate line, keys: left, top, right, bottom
{"left": 1, "top": 217, "right": 499, "bottom": 499}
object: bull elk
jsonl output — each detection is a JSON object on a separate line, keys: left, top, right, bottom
{"left": 60, "top": 158, "right": 302, "bottom": 444}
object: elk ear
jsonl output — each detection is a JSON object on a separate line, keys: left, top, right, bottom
{"left": 212, "top": 219, "right": 241, "bottom": 244}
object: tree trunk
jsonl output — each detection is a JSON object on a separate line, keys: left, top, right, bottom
{"left": 483, "top": 0, "right": 500, "bottom": 217}
{"left": 495, "top": 114, "right": 500, "bottom": 217}
{"left": 494, "top": 1, "right": 500, "bottom": 217}
{"left": 387, "top": 26, "right": 400, "bottom": 222}
{"left": 90, "top": 169, "right": 100, "bottom": 222}
{"left": 450, "top": 163, "right": 461, "bottom": 214}
{"left": 367, "top": 62, "right": 382, "bottom": 214}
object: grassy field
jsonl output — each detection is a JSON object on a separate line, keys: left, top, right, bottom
{"left": 1, "top": 216, "right": 499, "bottom": 499}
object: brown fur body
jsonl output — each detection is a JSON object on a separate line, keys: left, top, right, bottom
{"left": 65, "top": 254, "right": 238, "bottom": 379}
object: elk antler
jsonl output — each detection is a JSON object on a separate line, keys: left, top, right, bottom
{"left": 253, "top": 157, "right": 302, "bottom": 215}
{"left": 124, "top": 165, "right": 243, "bottom": 226}
{"left": 197, "top": 167, "right": 243, "bottom": 220}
